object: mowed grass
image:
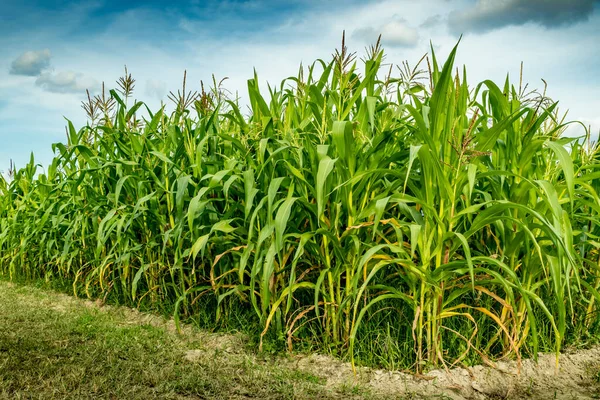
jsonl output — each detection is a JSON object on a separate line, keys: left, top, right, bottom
{"left": 0, "top": 280, "right": 372, "bottom": 400}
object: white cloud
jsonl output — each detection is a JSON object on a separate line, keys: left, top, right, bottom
{"left": 353, "top": 19, "right": 419, "bottom": 48}
{"left": 8, "top": 48, "right": 99, "bottom": 95}
{"left": 35, "top": 71, "right": 98, "bottom": 94}
{"left": 9, "top": 49, "right": 51, "bottom": 76}
{"left": 564, "top": 116, "right": 600, "bottom": 142}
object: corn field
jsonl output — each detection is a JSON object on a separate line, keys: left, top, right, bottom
{"left": 1, "top": 38, "right": 600, "bottom": 372}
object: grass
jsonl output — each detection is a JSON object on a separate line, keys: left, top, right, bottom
{"left": 7, "top": 278, "right": 599, "bottom": 400}
{"left": 1, "top": 33, "right": 600, "bottom": 372}
{"left": 0, "top": 279, "right": 375, "bottom": 400}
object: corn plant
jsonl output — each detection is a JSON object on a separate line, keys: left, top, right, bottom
{"left": 1, "top": 37, "right": 599, "bottom": 372}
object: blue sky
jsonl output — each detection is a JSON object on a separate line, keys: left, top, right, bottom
{"left": 1, "top": 0, "right": 599, "bottom": 174}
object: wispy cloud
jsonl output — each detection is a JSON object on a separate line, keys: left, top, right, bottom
{"left": 34, "top": 71, "right": 98, "bottom": 94}
{"left": 145, "top": 79, "right": 167, "bottom": 101}
{"left": 9, "top": 49, "right": 51, "bottom": 76}
{"left": 420, "top": 15, "right": 442, "bottom": 29}
{"left": 449, "top": 0, "right": 600, "bottom": 35}
{"left": 353, "top": 19, "right": 419, "bottom": 48}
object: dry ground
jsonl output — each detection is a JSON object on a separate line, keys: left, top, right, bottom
{"left": 1, "top": 280, "right": 599, "bottom": 399}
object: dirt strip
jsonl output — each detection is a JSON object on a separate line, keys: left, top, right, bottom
{"left": 287, "top": 347, "right": 600, "bottom": 399}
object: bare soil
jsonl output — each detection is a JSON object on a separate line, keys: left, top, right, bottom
{"left": 287, "top": 348, "right": 600, "bottom": 399}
